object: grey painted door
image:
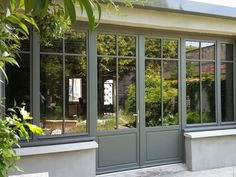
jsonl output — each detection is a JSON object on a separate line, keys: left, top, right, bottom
{"left": 96, "top": 35, "right": 182, "bottom": 174}
{"left": 140, "top": 36, "right": 183, "bottom": 167}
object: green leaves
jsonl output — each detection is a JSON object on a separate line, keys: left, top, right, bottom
{"left": 78, "top": 0, "right": 101, "bottom": 31}
{"left": 64, "top": 0, "right": 76, "bottom": 24}
{"left": 0, "top": 104, "right": 42, "bottom": 177}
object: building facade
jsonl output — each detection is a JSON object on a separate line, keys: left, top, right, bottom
{"left": 8, "top": 1, "right": 236, "bottom": 176}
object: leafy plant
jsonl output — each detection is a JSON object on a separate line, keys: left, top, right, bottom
{"left": 0, "top": 104, "right": 42, "bottom": 177}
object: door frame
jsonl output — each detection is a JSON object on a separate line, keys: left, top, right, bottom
{"left": 95, "top": 33, "right": 183, "bottom": 174}
{"left": 139, "top": 35, "right": 183, "bottom": 167}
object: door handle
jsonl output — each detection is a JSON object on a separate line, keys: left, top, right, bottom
{"left": 133, "top": 110, "right": 140, "bottom": 124}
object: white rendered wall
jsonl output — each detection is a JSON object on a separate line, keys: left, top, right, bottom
{"left": 185, "top": 130, "right": 236, "bottom": 171}
{"left": 10, "top": 142, "right": 98, "bottom": 177}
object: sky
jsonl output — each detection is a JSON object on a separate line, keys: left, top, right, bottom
{"left": 190, "top": 0, "right": 236, "bottom": 8}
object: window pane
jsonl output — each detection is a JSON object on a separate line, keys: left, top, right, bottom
{"left": 20, "top": 38, "right": 30, "bottom": 52}
{"left": 40, "top": 55, "right": 63, "bottom": 135}
{"left": 65, "top": 56, "right": 87, "bottom": 133}
{"left": 97, "top": 57, "right": 117, "bottom": 130}
{"left": 202, "top": 62, "right": 215, "bottom": 123}
{"left": 221, "top": 44, "right": 233, "bottom": 61}
{"left": 145, "top": 60, "right": 162, "bottom": 127}
{"left": 97, "top": 34, "right": 116, "bottom": 56}
{"left": 201, "top": 42, "right": 215, "bottom": 60}
{"left": 186, "top": 61, "right": 201, "bottom": 124}
{"left": 65, "top": 32, "right": 86, "bottom": 54}
{"left": 40, "top": 39, "right": 63, "bottom": 53}
{"left": 163, "top": 39, "right": 178, "bottom": 59}
{"left": 118, "top": 36, "right": 136, "bottom": 57}
{"left": 145, "top": 38, "right": 161, "bottom": 58}
{"left": 163, "top": 61, "right": 178, "bottom": 126}
{"left": 6, "top": 54, "right": 30, "bottom": 111}
{"left": 186, "top": 41, "right": 200, "bottom": 60}
{"left": 118, "top": 58, "right": 136, "bottom": 129}
{"left": 221, "top": 63, "right": 234, "bottom": 122}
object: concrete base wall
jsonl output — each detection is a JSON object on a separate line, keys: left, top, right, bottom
{"left": 9, "top": 142, "right": 98, "bottom": 177}
{"left": 185, "top": 130, "right": 236, "bottom": 171}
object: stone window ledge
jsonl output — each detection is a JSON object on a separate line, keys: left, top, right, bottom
{"left": 184, "top": 129, "right": 236, "bottom": 139}
{"left": 15, "top": 141, "right": 98, "bottom": 156}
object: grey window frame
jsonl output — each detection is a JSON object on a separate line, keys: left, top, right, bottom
{"left": 39, "top": 32, "right": 88, "bottom": 136}
{"left": 184, "top": 38, "right": 236, "bottom": 129}
{"left": 18, "top": 28, "right": 96, "bottom": 146}
{"left": 185, "top": 39, "right": 217, "bottom": 126}
{"left": 3, "top": 22, "right": 236, "bottom": 146}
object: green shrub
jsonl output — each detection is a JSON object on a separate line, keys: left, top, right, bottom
{"left": 0, "top": 104, "right": 42, "bottom": 177}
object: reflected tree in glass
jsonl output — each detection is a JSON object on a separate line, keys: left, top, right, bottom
{"left": 40, "top": 55, "right": 63, "bottom": 135}
{"left": 186, "top": 61, "right": 201, "bottom": 124}
{"left": 65, "top": 56, "right": 87, "bottom": 133}
{"left": 145, "top": 60, "right": 162, "bottom": 126}
{"left": 163, "top": 61, "right": 178, "bottom": 126}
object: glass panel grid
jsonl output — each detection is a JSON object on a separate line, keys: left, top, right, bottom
{"left": 145, "top": 38, "right": 179, "bottom": 127}
{"left": 186, "top": 41, "right": 216, "bottom": 125}
{"left": 97, "top": 34, "right": 137, "bottom": 131}
{"left": 40, "top": 32, "right": 87, "bottom": 136}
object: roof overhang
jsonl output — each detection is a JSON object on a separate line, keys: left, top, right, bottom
{"left": 117, "top": 0, "right": 236, "bottom": 20}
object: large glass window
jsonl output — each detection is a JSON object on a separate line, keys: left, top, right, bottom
{"left": 221, "top": 44, "right": 234, "bottom": 122}
{"left": 97, "top": 34, "right": 137, "bottom": 131}
{"left": 6, "top": 38, "right": 31, "bottom": 111}
{"left": 186, "top": 41, "right": 216, "bottom": 124}
{"left": 40, "top": 32, "right": 87, "bottom": 135}
{"left": 145, "top": 38, "right": 179, "bottom": 127}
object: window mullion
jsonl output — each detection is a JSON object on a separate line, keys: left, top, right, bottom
{"left": 161, "top": 40, "right": 164, "bottom": 126}
{"left": 216, "top": 41, "right": 222, "bottom": 125}
{"left": 62, "top": 35, "right": 66, "bottom": 134}
{"left": 32, "top": 28, "right": 41, "bottom": 140}
{"left": 116, "top": 36, "right": 119, "bottom": 129}
{"left": 199, "top": 42, "right": 203, "bottom": 123}
{"left": 233, "top": 43, "right": 236, "bottom": 122}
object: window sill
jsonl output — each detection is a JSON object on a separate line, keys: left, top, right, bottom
{"left": 15, "top": 141, "right": 98, "bottom": 156}
{"left": 184, "top": 129, "right": 236, "bottom": 139}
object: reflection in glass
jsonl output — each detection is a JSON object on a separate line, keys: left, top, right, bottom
{"left": 201, "top": 42, "right": 215, "bottom": 60}
{"left": 40, "top": 39, "right": 63, "bottom": 53}
{"left": 221, "top": 44, "right": 233, "bottom": 61}
{"left": 163, "top": 61, "right": 178, "bottom": 126}
{"left": 97, "top": 34, "right": 116, "bottom": 56}
{"left": 118, "top": 58, "right": 136, "bottom": 128}
{"left": 6, "top": 54, "right": 30, "bottom": 111}
{"left": 145, "top": 38, "right": 161, "bottom": 58}
{"left": 186, "top": 61, "right": 201, "bottom": 124}
{"left": 163, "top": 40, "right": 178, "bottom": 59}
{"left": 97, "top": 58, "right": 117, "bottom": 130}
{"left": 145, "top": 60, "right": 162, "bottom": 127}
{"left": 20, "top": 39, "right": 30, "bottom": 51}
{"left": 186, "top": 41, "right": 200, "bottom": 60}
{"left": 221, "top": 63, "right": 234, "bottom": 121}
{"left": 118, "top": 36, "right": 136, "bottom": 57}
{"left": 65, "top": 56, "right": 87, "bottom": 133}
{"left": 202, "top": 62, "right": 215, "bottom": 123}
{"left": 65, "top": 32, "right": 86, "bottom": 54}
{"left": 40, "top": 55, "right": 63, "bottom": 135}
